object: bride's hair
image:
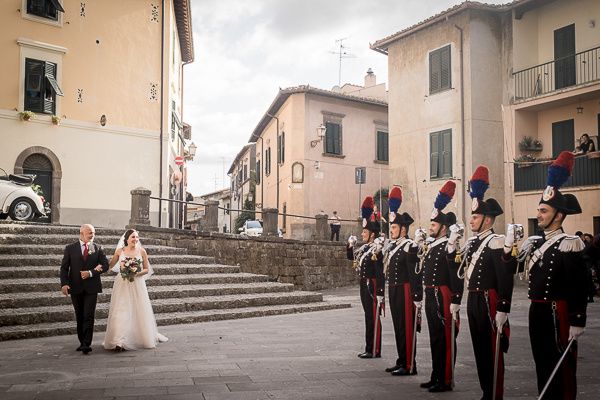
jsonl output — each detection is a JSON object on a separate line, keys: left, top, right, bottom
{"left": 123, "top": 229, "right": 137, "bottom": 247}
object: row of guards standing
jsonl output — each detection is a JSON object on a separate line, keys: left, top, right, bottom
{"left": 346, "top": 151, "right": 588, "bottom": 400}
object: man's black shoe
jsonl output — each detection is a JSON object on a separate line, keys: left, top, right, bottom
{"left": 428, "top": 384, "right": 452, "bottom": 393}
{"left": 76, "top": 345, "right": 83, "bottom": 351}
{"left": 420, "top": 380, "right": 435, "bottom": 389}
{"left": 391, "top": 367, "right": 417, "bottom": 376}
{"left": 374, "top": 353, "right": 381, "bottom": 358}
{"left": 82, "top": 346, "right": 92, "bottom": 355}
{"left": 385, "top": 365, "right": 400, "bottom": 373}
{"left": 357, "top": 352, "right": 373, "bottom": 359}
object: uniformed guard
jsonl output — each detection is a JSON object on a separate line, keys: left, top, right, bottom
{"left": 518, "top": 151, "right": 587, "bottom": 399}
{"left": 456, "top": 165, "right": 518, "bottom": 400}
{"left": 383, "top": 186, "right": 422, "bottom": 376}
{"left": 419, "top": 181, "right": 463, "bottom": 393}
{"left": 347, "top": 196, "right": 385, "bottom": 359}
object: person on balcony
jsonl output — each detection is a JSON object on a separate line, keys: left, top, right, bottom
{"left": 573, "top": 133, "right": 596, "bottom": 155}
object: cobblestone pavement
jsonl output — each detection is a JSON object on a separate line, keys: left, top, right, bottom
{"left": 0, "top": 283, "right": 598, "bottom": 399}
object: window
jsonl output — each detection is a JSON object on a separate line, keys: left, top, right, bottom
{"left": 27, "top": 0, "right": 64, "bottom": 21}
{"left": 278, "top": 132, "right": 285, "bottom": 164}
{"left": 376, "top": 131, "right": 389, "bottom": 162}
{"left": 430, "top": 129, "right": 452, "bottom": 179}
{"left": 325, "top": 122, "right": 342, "bottom": 155}
{"left": 429, "top": 45, "right": 451, "bottom": 94}
{"left": 24, "top": 58, "right": 63, "bottom": 114}
{"left": 243, "top": 164, "right": 247, "bottom": 181}
{"left": 265, "top": 147, "right": 271, "bottom": 176}
{"left": 256, "top": 160, "right": 261, "bottom": 184}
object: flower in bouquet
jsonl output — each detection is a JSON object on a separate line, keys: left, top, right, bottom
{"left": 120, "top": 257, "right": 142, "bottom": 282}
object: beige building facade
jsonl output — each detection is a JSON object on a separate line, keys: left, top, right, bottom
{"left": 228, "top": 143, "right": 256, "bottom": 229}
{"left": 0, "top": 0, "right": 194, "bottom": 228}
{"left": 247, "top": 76, "right": 389, "bottom": 240}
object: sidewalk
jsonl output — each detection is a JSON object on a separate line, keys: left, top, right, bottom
{"left": 0, "top": 283, "right": 598, "bottom": 399}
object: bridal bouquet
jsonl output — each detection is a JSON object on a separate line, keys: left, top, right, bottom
{"left": 120, "top": 257, "right": 142, "bottom": 282}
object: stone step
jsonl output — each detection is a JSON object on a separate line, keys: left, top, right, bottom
{"left": 0, "top": 272, "right": 269, "bottom": 293}
{"left": 0, "top": 282, "right": 295, "bottom": 308}
{"left": 0, "top": 263, "right": 241, "bottom": 279}
{"left": 0, "top": 301, "right": 352, "bottom": 341}
{"left": 0, "top": 244, "right": 187, "bottom": 256}
{"left": 0, "top": 234, "right": 163, "bottom": 246}
{"left": 0, "top": 222, "right": 126, "bottom": 236}
{"left": 0, "top": 291, "right": 324, "bottom": 326}
{"left": 0, "top": 254, "right": 215, "bottom": 266}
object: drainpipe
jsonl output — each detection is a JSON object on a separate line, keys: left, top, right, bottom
{"left": 158, "top": 0, "right": 165, "bottom": 227}
{"left": 454, "top": 24, "right": 466, "bottom": 224}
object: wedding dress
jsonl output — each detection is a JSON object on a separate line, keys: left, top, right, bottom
{"left": 103, "top": 250, "right": 168, "bottom": 350}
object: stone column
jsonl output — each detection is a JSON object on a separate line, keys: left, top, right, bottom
{"left": 129, "top": 187, "right": 151, "bottom": 225}
{"left": 315, "top": 213, "right": 329, "bottom": 241}
{"left": 205, "top": 200, "right": 219, "bottom": 232}
{"left": 262, "top": 208, "right": 278, "bottom": 236}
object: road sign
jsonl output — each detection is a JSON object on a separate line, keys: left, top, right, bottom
{"left": 175, "top": 156, "right": 184, "bottom": 166}
{"left": 355, "top": 167, "right": 366, "bottom": 184}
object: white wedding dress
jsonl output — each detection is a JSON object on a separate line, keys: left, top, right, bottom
{"left": 103, "top": 251, "right": 168, "bottom": 350}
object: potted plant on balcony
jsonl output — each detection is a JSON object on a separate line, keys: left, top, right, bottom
{"left": 18, "top": 111, "right": 35, "bottom": 122}
{"left": 518, "top": 136, "right": 543, "bottom": 152}
{"left": 51, "top": 115, "right": 61, "bottom": 126}
{"left": 514, "top": 154, "right": 536, "bottom": 168}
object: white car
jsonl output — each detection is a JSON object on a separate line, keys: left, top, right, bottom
{"left": 0, "top": 168, "right": 48, "bottom": 222}
{"left": 239, "top": 220, "right": 263, "bottom": 236}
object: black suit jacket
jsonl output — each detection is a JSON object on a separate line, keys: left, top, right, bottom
{"left": 60, "top": 242, "right": 109, "bottom": 294}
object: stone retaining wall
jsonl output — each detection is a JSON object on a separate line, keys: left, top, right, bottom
{"left": 131, "top": 225, "right": 358, "bottom": 291}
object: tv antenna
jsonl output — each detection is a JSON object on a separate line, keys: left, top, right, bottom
{"left": 329, "top": 38, "right": 356, "bottom": 86}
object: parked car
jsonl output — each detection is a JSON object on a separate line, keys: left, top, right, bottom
{"left": 0, "top": 168, "right": 48, "bottom": 222}
{"left": 238, "top": 220, "right": 263, "bottom": 236}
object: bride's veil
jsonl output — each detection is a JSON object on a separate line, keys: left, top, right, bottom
{"left": 112, "top": 230, "right": 154, "bottom": 279}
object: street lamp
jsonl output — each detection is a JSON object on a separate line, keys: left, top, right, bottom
{"left": 310, "top": 124, "right": 327, "bottom": 148}
{"left": 188, "top": 142, "right": 197, "bottom": 158}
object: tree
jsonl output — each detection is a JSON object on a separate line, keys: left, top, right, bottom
{"left": 234, "top": 198, "right": 255, "bottom": 232}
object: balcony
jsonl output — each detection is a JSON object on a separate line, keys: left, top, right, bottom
{"left": 514, "top": 154, "right": 600, "bottom": 192}
{"left": 513, "top": 46, "right": 600, "bottom": 102}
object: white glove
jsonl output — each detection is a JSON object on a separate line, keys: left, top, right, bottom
{"left": 414, "top": 301, "right": 422, "bottom": 309}
{"left": 373, "top": 237, "right": 384, "bottom": 252}
{"left": 448, "top": 224, "right": 463, "bottom": 245}
{"left": 504, "top": 224, "right": 516, "bottom": 251}
{"left": 347, "top": 235, "right": 357, "bottom": 247}
{"left": 377, "top": 295, "right": 384, "bottom": 304}
{"left": 495, "top": 311, "right": 508, "bottom": 328}
{"left": 414, "top": 228, "right": 427, "bottom": 244}
{"left": 450, "top": 303, "right": 460, "bottom": 319}
{"left": 569, "top": 326, "right": 585, "bottom": 341}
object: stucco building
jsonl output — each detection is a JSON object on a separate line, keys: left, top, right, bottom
{"left": 0, "top": 0, "right": 194, "bottom": 228}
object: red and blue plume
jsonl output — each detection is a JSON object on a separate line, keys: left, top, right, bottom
{"left": 388, "top": 187, "right": 402, "bottom": 213}
{"left": 547, "top": 151, "right": 574, "bottom": 189}
{"left": 361, "top": 196, "right": 374, "bottom": 220}
{"left": 434, "top": 181, "right": 456, "bottom": 210}
{"left": 469, "top": 165, "right": 489, "bottom": 200}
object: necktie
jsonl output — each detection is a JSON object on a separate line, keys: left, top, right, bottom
{"left": 83, "top": 243, "right": 89, "bottom": 262}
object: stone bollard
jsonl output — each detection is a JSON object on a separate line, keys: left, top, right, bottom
{"left": 129, "top": 187, "right": 151, "bottom": 225}
{"left": 315, "top": 213, "right": 329, "bottom": 241}
{"left": 262, "top": 208, "right": 278, "bottom": 236}
{"left": 205, "top": 200, "right": 219, "bottom": 232}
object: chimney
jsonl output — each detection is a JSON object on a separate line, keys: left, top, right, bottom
{"left": 364, "top": 68, "right": 376, "bottom": 87}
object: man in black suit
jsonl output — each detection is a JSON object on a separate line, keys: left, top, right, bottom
{"left": 60, "top": 224, "right": 109, "bottom": 354}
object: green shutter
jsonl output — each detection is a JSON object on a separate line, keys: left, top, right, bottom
{"left": 281, "top": 132, "right": 285, "bottom": 164}
{"left": 440, "top": 46, "right": 451, "bottom": 90}
{"left": 429, "top": 51, "right": 440, "bottom": 94}
{"left": 442, "top": 130, "right": 452, "bottom": 176}
{"left": 333, "top": 124, "right": 341, "bottom": 154}
{"left": 430, "top": 132, "right": 440, "bottom": 178}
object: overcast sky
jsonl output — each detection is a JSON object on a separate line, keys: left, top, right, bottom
{"left": 184, "top": 0, "right": 507, "bottom": 196}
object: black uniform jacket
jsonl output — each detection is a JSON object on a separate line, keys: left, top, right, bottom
{"left": 386, "top": 238, "right": 423, "bottom": 302}
{"left": 421, "top": 237, "right": 463, "bottom": 304}
{"left": 348, "top": 243, "right": 385, "bottom": 296}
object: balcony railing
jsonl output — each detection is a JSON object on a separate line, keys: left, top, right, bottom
{"left": 513, "top": 46, "right": 600, "bottom": 101}
{"left": 514, "top": 154, "right": 600, "bottom": 192}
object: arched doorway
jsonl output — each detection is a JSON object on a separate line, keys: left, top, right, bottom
{"left": 14, "top": 147, "right": 62, "bottom": 223}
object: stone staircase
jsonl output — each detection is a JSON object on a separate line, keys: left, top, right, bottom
{"left": 0, "top": 222, "right": 350, "bottom": 341}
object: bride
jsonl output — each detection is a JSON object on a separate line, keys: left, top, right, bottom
{"left": 103, "top": 229, "right": 168, "bottom": 350}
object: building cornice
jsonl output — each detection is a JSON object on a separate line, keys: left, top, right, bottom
{"left": 173, "top": 0, "right": 194, "bottom": 63}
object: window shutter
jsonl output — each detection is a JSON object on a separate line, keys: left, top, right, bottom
{"left": 256, "top": 160, "right": 261, "bottom": 184}
{"left": 440, "top": 46, "right": 451, "bottom": 90}
{"left": 325, "top": 122, "right": 334, "bottom": 153}
{"left": 430, "top": 132, "right": 440, "bottom": 178}
{"left": 429, "top": 50, "right": 440, "bottom": 94}
{"left": 442, "top": 130, "right": 452, "bottom": 176}
{"left": 333, "top": 124, "right": 341, "bottom": 154}
{"left": 281, "top": 132, "right": 285, "bottom": 164}
{"left": 24, "top": 59, "right": 45, "bottom": 112}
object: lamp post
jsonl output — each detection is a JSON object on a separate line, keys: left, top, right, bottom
{"left": 310, "top": 124, "right": 327, "bottom": 148}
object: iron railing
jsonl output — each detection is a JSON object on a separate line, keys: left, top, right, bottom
{"left": 513, "top": 45, "right": 600, "bottom": 101}
{"left": 514, "top": 154, "right": 600, "bottom": 192}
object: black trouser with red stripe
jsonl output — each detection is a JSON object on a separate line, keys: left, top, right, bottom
{"left": 389, "top": 283, "right": 417, "bottom": 370}
{"left": 468, "top": 289, "right": 507, "bottom": 400}
{"left": 360, "top": 278, "right": 381, "bottom": 355}
{"left": 425, "top": 286, "right": 457, "bottom": 386}
{"left": 529, "top": 300, "right": 577, "bottom": 400}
